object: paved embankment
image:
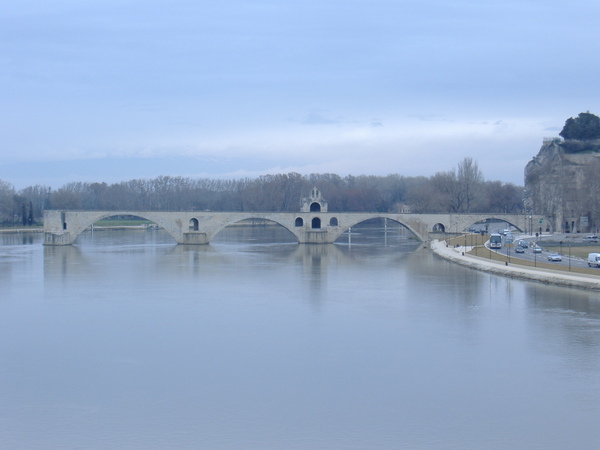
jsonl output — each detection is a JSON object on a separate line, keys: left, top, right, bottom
{"left": 430, "top": 239, "right": 600, "bottom": 291}
{"left": 0, "top": 228, "right": 43, "bottom": 233}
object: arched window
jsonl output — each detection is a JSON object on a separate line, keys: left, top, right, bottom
{"left": 189, "top": 218, "right": 199, "bottom": 231}
{"left": 310, "top": 202, "right": 321, "bottom": 212}
{"left": 329, "top": 217, "right": 338, "bottom": 226}
{"left": 432, "top": 223, "right": 445, "bottom": 233}
{"left": 295, "top": 217, "right": 303, "bottom": 227}
{"left": 311, "top": 217, "right": 321, "bottom": 229}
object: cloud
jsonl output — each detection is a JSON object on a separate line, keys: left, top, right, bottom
{"left": 300, "top": 111, "right": 344, "bottom": 125}
{"left": 2, "top": 0, "right": 599, "bottom": 190}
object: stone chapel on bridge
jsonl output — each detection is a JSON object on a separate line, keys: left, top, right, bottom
{"left": 300, "top": 187, "right": 328, "bottom": 213}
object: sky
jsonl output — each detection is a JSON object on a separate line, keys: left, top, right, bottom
{"left": 1, "top": 0, "right": 599, "bottom": 190}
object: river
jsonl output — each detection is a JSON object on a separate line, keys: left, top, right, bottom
{"left": 1, "top": 226, "right": 600, "bottom": 449}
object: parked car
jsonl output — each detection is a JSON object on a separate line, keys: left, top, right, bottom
{"left": 547, "top": 253, "right": 562, "bottom": 262}
{"left": 515, "top": 246, "right": 525, "bottom": 254}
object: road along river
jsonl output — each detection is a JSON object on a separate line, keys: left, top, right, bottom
{"left": 431, "top": 239, "right": 600, "bottom": 291}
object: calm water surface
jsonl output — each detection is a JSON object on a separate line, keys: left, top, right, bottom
{"left": 1, "top": 227, "right": 600, "bottom": 449}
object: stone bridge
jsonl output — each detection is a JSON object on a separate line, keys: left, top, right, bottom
{"left": 43, "top": 210, "right": 547, "bottom": 245}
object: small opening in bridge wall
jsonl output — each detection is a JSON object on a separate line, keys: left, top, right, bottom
{"left": 295, "top": 217, "right": 303, "bottom": 227}
{"left": 310, "top": 202, "right": 321, "bottom": 212}
{"left": 432, "top": 223, "right": 445, "bottom": 233}
{"left": 329, "top": 217, "right": 338, "bottom": 226}
{"left": 189, "top": 218, "right": 199, "bottom": 231}
{"left": 311, "top": 217, "right": 321, "bottom": 229}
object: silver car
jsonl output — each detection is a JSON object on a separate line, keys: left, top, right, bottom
{"left": 547, "top": 253, "right": 562, "bottom": 262}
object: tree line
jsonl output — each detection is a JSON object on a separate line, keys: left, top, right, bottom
{"left": 0, "top": 158, "right": 524, "bottom": 226}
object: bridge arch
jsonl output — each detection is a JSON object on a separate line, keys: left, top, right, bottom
{"left": 329, "top": 215, "right": 424, "bottom": 242}
{"left": 460, "top": 216, "right": 525, "bottom": 234}
{"left": 205, "top": 215, "right": 301, "bottom": 243}
{"left": 51, "top": 211, "right": 184, "bottom": 245}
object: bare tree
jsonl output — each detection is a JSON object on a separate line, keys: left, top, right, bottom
{"left": 0, "top": 179, "right": 15, "bottom": 222}
{"left": 48, "top": 188, "right": 82, "bottom": 210}
{"left": 456, "top": 157, "right": 484, "bottom": 212}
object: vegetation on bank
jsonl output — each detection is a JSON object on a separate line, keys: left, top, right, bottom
{"left": 0, "top": 157, "right": 524, "bottom": 227}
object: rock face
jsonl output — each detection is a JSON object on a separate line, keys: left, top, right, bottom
{"left": 525, "top": 138, "right": 600, "bottom": 233}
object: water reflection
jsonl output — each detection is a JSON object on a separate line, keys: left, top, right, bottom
{"left": 42, "top": 227, "right": 423, "bottom": 297}
{"left": 524, "top": 283, "right": 600, "bottom": 386}
{"left": 42, "top": 245, "right": 84, "bottom": 295}
{"left": 526, "top": 283, "right": 600, "bottom": 316}
{"left": 0, "top": 230, "right": 41, "bottom": 246}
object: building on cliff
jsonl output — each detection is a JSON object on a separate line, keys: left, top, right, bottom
{"left": 525, "top": 137, "right": 600, "bottom": 234}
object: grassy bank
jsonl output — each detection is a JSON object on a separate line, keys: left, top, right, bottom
{"left": 93, "top": 218, "right": 153, "bottom": 227}
{"left": 540, "top": 245, "right": 600, "bottom": 259}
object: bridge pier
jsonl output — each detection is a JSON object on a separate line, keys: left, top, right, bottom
{"left": 182, "top": 232, "right": 209, "bottom": 245}
{"left": 297, "top": 230, "right": 333, "bottom": 244}
{"left": 44, "top": 232, "right": 75, "bottom": 246}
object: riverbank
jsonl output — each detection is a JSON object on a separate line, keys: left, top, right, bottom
{"left": 430, "top": 239, "right": 600, "bottom": 291}
{"left": 0, "top": 227, "right": 43, "bottom": 234}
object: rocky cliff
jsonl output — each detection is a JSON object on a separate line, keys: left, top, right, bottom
{"left": 525, "top": 139, "right": 600, "bottom": 232}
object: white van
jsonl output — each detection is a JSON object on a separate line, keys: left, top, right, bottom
{"left": 588, "top": 253, "right": 600, "bottom": 267}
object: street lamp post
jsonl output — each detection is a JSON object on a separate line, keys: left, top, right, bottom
{"left": 560, "top": 240, "right": 563, "bottom": 257}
